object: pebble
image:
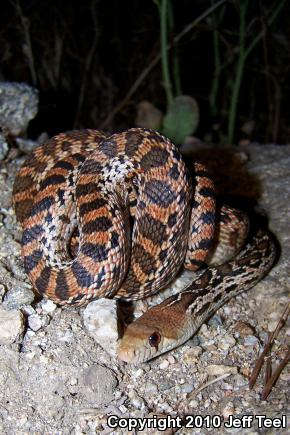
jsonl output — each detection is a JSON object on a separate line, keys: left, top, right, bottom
{"left": 3, "top": 286, "right": 35, "bottom": 309}
{"left": 233, "top": 320, "right": 255, "bottom": 337}
{"left": 83, "top": 298, "right": 119, "bottom": 357}
{"left": 159, "top": 381, "right": 175, "bottom": 392}
{"left": 128, "top": 391, "right": 146, "bottom": 410}
{"left": 38, "top": 299, "right": 57, "bottom": 314}
{"left": 21, "top": 305, "right": 35, "bottom": 316}
{"left": 243, "top": 335, "right": 260, "bottom": 346}
{"left": 0, "top": 306, "right": 25, "bottom": 344}
{"left": 267, "top": 321, "right": 278, "bottom": 332}
{"left": 133, "top": 368, "right": 145, "bottom": 378}
{"left": 167, "top": 355, "right": 175, "bottom": 364}
{"left": 159, "top": 360, "right": 170, "bottom": 370}
{"left": 15, "top": 137, "right": 38, "bottom": 153}
{"left": 81, "top": 364, "right": 118, "bottom": 406}
{"left": 189, "top": 399, "right": 199, "bottom": 408}
{"left": 205, "top": 364, "right": 238, "bottom": 376}
{"left": 0, "top": 134, "right": 9, "bottom": 160}
{"left": 219, "top": 334, "right": 236, "bottom": 350}
{"left": 181, "top": 383, "right": 194, "bottom": 394}
{"left": 28, "top": 314, "right": 43, "bottom": 331}
{"left": 208, "top": 314, "right": 223, "bottom": 327}
{"left": 183, "top": 346, "right": 203, "bottom": 365}
{"left": 145, "top": 382, "right": 158, "bottom": 394}
{"left": 0, "top": 284, "right": 6, "bottom": 299}
{"left": 222, "top": 402, "right": 236, "bottom": 420}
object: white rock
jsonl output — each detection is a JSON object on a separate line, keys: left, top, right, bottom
{"left": 28, "top": 314, "right": 43, "bottom": 331}
{"left": 133, "top": 368, "right": 145, "bottom": 378}
{"left": 167, "top": 355, "right": 175, "bottom": 364}
{"left": 39, "top": 299, "right": 57, "bottom": 314}
{"left": 159, "top": 360, "right": 169, "bottom": 370}
{"left": 83, "top": 298, "right": 119, "bottom": 357}
{"left": 205, "top": 364, "right": 238, "bottom": 376}
{"left": 0, "top": 306, "right": 25, "bottom": 344}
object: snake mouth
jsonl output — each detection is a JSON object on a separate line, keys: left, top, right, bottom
{"left": 117, "top": 347, "right": 136, "bottom": 363}
{"left": 117, "top": 339, "right": 157, "bottom": 364}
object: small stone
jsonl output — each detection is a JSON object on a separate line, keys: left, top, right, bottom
{"left": 208, "top": 315, "right": 223, "bottom": 327}
{"left": 0, "top": 284, "right": 6, "bottom": 299}
{"left": 28, "top": 314, "right": 43, "bottom": 331}
{"left": 205, "top": 364, "right": 238, "bottom": 376}
{"left": 233, "top": 321, "right": 255, "bottom": 337}
{"left": 167, "top": 355, "right": 175, "bottom": 364}
{"left": 38, "top": 299, "right": 57, "bottom": 314}
{"left": 0, "top": 134, "right": 9, "bottom": 160}
{"left": 15, "top": 137, "right": 38, "bottom": 153}
{"left": 268, "top": 321, "right": 278, "bottom": 332}
{"left": 0, "top": 306, "right": 25, "bottom": 344}
{"left": 81, "top": 364, "right": 118, "bottom": 406}
{"left": 200, "top": 324, "right": 208, "bottom": 335}
{"left": 118, "top": 404, "right": 128, "bottom": 414}
{"left": 157, "top": 402, "right": 172, "bottom": 412}
{"left": 219, "top": 334, "right": 236, "bottom": 350}
{"left": 3, "top": 286, "right": 35, "bottom": 309}
{"left": 70, "top": 377, "right": 78, "bottom": 386}
{"left": 129, "top": 391, "right": 146, "bottom": 410}
{"left": 183, "top": 346, "right": 202, "bottom": 365}
{"left": 83, "top": 298, "right": 119, "bottom": 357}
{"left": 159, "top": 381, "right": 174, "bottom": 392}
{"left": 21, "top": 305, "right": 35, "bottom": 316}
{"left": 145, "top": 382, "right": 158, "bottom": 394}
{"left": 181, "top": 383, "right": 194, "bottom": 394}
{"left": 159, "top": 360, "right": 169, "bottom": 370}
{"left": 222, "top": 402, "right": 236, "bottom": 421}
{"left": 133, "top": 368, "right": 145, "bottom": 378}
{"left": 57, "top": 329, "right": 74, "bottom": 343}
{"left": 243, "top": 335, "right": 260, "bottom": 346}
{"left": 189, "top": 399, "right": 199, "bottom": 408}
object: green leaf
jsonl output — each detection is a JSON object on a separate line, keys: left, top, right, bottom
{"left": 162, "top": 95, "right": 199, "bottom": 144}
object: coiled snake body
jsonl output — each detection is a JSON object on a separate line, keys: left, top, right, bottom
{"left": 13, "top": 128, "right": 276, "bottom": 363}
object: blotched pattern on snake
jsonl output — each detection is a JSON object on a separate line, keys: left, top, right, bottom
{"left": 13, "top": 128, "right": 276, "bottom": 362}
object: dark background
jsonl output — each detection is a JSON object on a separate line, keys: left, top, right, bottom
{"left": 1, "top": 0, "right": 289, "bottom": 144}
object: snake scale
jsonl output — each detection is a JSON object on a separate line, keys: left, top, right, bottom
{"left": 13, "top": 128, "right": 276, "bottom": 363}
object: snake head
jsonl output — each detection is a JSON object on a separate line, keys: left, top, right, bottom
{"left": 117, "top": 322, "right": 165, "bottom": 364}
{"left": 117, "top": 305, "right": 184, "bottom": 364}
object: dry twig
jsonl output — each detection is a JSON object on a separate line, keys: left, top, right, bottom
{"left": 249, "top": 302, "right": 290, "bottom": 399}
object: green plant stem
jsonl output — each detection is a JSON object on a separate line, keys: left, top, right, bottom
{"left": 168, "top": 1, "right": 182, "bottom": 96}
{"left": 227, "top": 0, "right": 248, "bottom": 146}
{"left": 160, "top": 0, "right": 173, "bottom": 106}
{"left": 227, "top": 0, "right": 286, "bottom": 145}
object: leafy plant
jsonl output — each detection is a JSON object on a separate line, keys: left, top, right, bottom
{"left": 162, "top": 95, "right": 199, "bottom": 144}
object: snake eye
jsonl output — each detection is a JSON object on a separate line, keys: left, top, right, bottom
{"left": 148, "top": 331, "right": 161, "bottom": 349}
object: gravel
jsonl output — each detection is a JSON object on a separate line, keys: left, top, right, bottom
{"left": 0, "top": 142, "right": 289, "bottom": 434}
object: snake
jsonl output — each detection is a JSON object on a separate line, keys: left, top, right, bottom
{"left": 13, "top": 128, "right": 276, "bottom": 363}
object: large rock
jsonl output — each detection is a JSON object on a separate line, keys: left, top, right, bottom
{"left": 0, "top": 82, "right": 38, "bottom": 135}
{"left": 0, "top": 306, "right": 25, "bottom": 345}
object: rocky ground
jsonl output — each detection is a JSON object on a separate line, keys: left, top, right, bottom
{"left": 0, "top": 142, "right": 289, "bottom": 435}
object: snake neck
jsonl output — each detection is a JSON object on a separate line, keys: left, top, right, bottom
{"left": 117, "top": 230, "right": 276, "bottom": 363}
